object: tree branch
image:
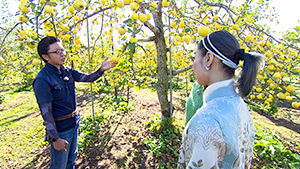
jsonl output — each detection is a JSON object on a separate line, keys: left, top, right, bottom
{"left": 139, "top": 3, "right": 160, "bottom": 34}
{"left": 0, "top": 23, "right": 20, "bottom": 51}
{"left": 248, "top": 25, "right": 300, "bottom": 51}
{"left": 69, "top": 6, "right": 112, "bottom": 30}
{"left": 138, "top": 36, "right": 156, "bottom": 42}
{"left": 171, "top": 65, "right": 192, "bottom": 75}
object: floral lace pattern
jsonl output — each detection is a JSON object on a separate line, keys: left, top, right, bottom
{"left": 178, "top": 85, "right": 255, "bottom": 169}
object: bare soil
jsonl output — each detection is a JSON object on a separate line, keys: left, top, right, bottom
{"left": 25, "top": 88, "right": 300, "bottom": 169}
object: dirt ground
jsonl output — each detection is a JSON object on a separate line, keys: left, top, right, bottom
{"left": 28, "top": 88, "right": 300, "bottom": 169}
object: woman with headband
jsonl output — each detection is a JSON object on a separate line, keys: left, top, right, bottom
{"left": 178, "top": 30, "right": 264, "bottom": 169}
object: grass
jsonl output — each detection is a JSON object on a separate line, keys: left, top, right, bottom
{"left": 0, "top": 91, "right": 47, "bottom": 167}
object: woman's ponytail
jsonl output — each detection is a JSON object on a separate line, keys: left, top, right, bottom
{"left": 237, "top": 52, "right": 265, "bottom": 97}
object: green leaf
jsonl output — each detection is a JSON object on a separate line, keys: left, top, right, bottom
{"left": 128, "top": 43, "right": 135, "bottom": 56}
{"left": 185, "top": 27, "right": 191, "bottom": 33}
{"left": 122, "top": 42, "right": 128, "bottom": 53}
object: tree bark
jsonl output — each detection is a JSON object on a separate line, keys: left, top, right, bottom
{"left": 152, "top": 3, "right": 170, "bottom": 118}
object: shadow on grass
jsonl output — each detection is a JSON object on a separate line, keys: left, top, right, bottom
{"left": 22, "top": 146, "right": 51, "bottom": 169}
{"left": 256, "top": 110, "right": 300, "bottom": 134}
{"left": 0, "top": 112, "right": 37, "bottom": 128}
{"left": 247, "top": 100, "right": 300, "bottom": 134}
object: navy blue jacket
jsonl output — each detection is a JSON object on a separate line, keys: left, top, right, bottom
{"left": 33, "top": 63, "right": 104, "bottom": 138}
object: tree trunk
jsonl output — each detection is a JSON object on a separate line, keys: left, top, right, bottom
{"left": 155, "top": 36, "right": 170, "bottom": 117}
{"left": 152, "top": 4, "right": 170, "bottom": 118}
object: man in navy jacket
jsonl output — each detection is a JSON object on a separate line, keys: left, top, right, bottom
{"left": 33, "top": 36, "right": 117, "bottom": 168}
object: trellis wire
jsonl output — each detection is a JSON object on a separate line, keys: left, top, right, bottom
{"left": 85, "top": 8, "right": 95, "bottom": 121}
{"left": 168, "top": 6, "right": 173, "bottom": 118}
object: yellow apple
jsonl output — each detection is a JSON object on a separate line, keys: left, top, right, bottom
{"left": 19, "top": 4, "right": 29, "bottom": 14}
{"left": 286, "top": 96, "right": 293, "bottom": 102}
{"left": 293, "top": 68, "right": 300, "bottom": 73}
{"left": 118, "top": 27, "right": 126, "bottom": 35}
{"left": 150, "top": 1, "right": 156, "bottom": 8}
{"left": 128, "top": 81, "right": 135, "bottom": 88}
{"left": 68, "top": 6, "right": 75, "bottom": 13}
{"left": 130, "top": 2, "right": 139, "bottom": 11}
{"left": 69, "top": 56, "right": 74, "bottom": 61}
{"left": 75, "top": 39, "right": 81, "bottom": 45}
{"left": 26, "top": 65, "right": 32, "bottom": 69}
{"left": 146, "top": 13, "right": 151, "bottom": 20}
{"left": 139, "top": 14, "right": 147, "bottom": 22}
{"left": 130, "top": 37, "right": 138, "bottom": 43}
{"left": 32, "top": 58, "right": 41, "bottom": 66}
{"left": 131, "top": 12, "right": 138, "bottom": 21}
{"left": 273, "top": 72, "right": 281, "bottom": 79}
{"left": 171, "top": 21, "right": 176, "bottom": 28}
{"left": 74, "top": 0, "right": 85, "bottom": 11}
{"left": 257, "top": 94, "right": 263, "bottom": 100}
{"left": 277, "top": 92, "right": 286, "bottom": 100}
{"left": 21, "top": 0, "right": 28, "bottom": 3}
{"left": 286, "top": 85, "right": 295, "bottom": 93}
{"left": 179, "top": 21, "right": 185, "bottom": 28}
{"left": 265, "top": 51, "right": 272, "bottom": 58}
{"left": 117, "top": 1, "right": 124, "bottom": 8}
{"left": 124, "top": 0, "right": 131, "bottom": 5}
{"left": 198, "top": 26, "right": 210, "bottom": 37}
{"left": 18, "top": 15, "right": 28, "bottom": 23}
{"left": 256, "top": 87, "right": 262, "bottom": 93}
{"left": 213, "top": 15, "right": 219, "bottom": 20}
{"left": 0, "top": 57, "right": 4, "bottom": 64}
{"left": 48, "top": 31, "right": 56, "bottom": 37}
{"left": 183, "top": 35, "right": 190, "bottom": 43}
{"left": 232, "top": 24, "right": 240, "bottom": 30}
{"left": 292, "top": 102, "right": 299, "bottom": 109}
{"left": 162, "top": 0, "right": 169, "bottom": 7}
{"left": 257, "top": 74, "right": 264, "bottom": 81}
{"left": 111, "top": 57, "right": 119, "bottom": 63}
{"left": 44, "top": 5, "right": 53, "bottom": 14}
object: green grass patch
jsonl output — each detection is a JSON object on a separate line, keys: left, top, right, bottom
{"left": 0, "top": 91, "right": 46, "bottom": 168}
{"left": 78, "top": 94, "right": 133, "bottom": 153}
{"left": 79, "top": 113, "right": 110, "bottom": 152}
{"left": 252, "top": 127, "right": 300, "bottom": 168}
{"left": 143, "top": 113, "right": 183, "bottom": 169}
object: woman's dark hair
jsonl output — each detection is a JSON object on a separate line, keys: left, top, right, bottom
{"left": 197, "top": 30, "right": 264, "bottom": 97}
{"left": 37, "top": 36, "right": 60, "bottom": 63}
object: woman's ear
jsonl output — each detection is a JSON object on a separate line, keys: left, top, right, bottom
{"left": 205, "top": 52, "right": 214, "bottom": 67}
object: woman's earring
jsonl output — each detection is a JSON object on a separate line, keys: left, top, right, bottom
{"left": 205, "top": 66, "right": 211, "bottom": 71}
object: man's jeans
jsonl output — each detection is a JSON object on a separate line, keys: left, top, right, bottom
{"left": 50, "top": 125, "right": 79, "bottom": 169}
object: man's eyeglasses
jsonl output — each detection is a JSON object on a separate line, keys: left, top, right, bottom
{"left": 47, "top": 49, "right": 65, "bottom": 55}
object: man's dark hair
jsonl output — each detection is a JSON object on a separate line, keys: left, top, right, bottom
{"left": 37, "top": 36, "right": 60, "bottom": 63}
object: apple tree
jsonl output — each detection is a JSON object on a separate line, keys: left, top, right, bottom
{"left": 0, "top": 0, "right": 299, "bottom": 118}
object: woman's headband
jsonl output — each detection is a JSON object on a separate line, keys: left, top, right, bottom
{"left": 202, "top": 34, "right": 239, "bottom": 69}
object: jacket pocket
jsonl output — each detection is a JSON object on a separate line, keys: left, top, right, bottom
{"left": 52, "top": 83, "right": 65, "bottom": 100}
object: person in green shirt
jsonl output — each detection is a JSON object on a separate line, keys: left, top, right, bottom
{"left": 185, "top": 82, "right": 204, "bottom": 126}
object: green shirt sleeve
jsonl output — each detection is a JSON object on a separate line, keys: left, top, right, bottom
{"left": 185, "top": 82, "right": 204, "bottom": 126}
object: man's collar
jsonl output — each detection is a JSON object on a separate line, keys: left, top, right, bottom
{"left": 45, "top": 62, "right": 65, "bottom": 74}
